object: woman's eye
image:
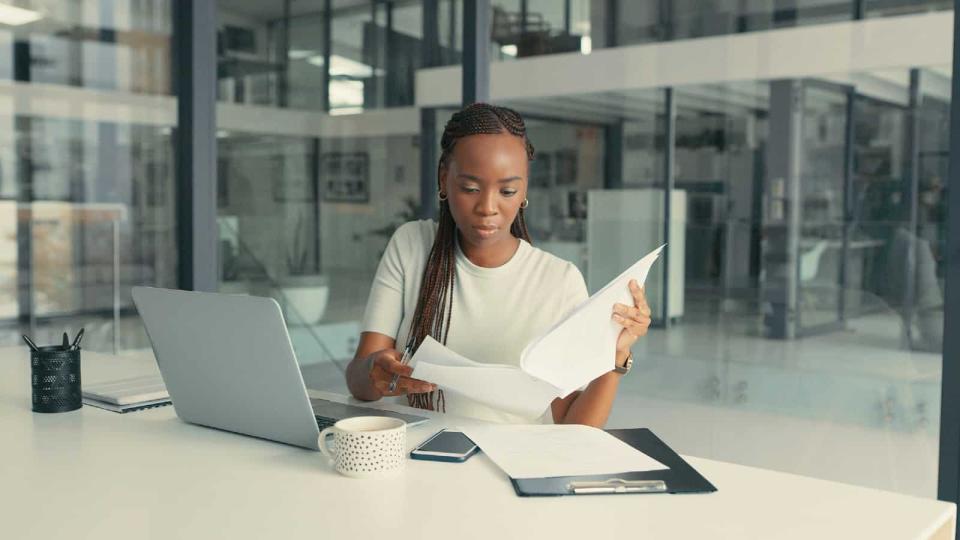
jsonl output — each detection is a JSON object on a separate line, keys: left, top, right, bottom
{"left": 461, "top": 186, "right": 479, "bottom": 193}
{"left": 501, "top": 190, "right": 517, "bottom": 196}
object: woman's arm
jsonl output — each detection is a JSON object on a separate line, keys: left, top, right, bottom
{"left": 346, "top": 332, "right": 395, "bottom": 401}
{"left": 346, "top": 331, "right": 436, "bottom": 401}
{"left": 551, "top": 351, "right": 628, "bottom": 427}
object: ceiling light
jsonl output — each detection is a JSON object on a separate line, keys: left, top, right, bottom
{"left": 0, "top": 3, "right": 42, "bottom": 26}
{"left": 500, "top": 45, "right": 517, "bottom": 57}
{"left": 307, "top": 54, "right": 384, "bottom": 77}
{"left": 288, "top": 49, "right": 315, "bottom": 60}
{"left": 330, "top": 107, "right": 364, "bottom": 116}
{"left": 328, "top": 80, "right": 364, "bottom": 107}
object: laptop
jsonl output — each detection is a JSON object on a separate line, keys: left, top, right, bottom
{"left": 131, "top": 286, "right": 429, "bottom": 451}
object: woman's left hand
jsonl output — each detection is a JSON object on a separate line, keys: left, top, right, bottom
{"left": 612, "top": 279, "right": 651, "bottom": 362}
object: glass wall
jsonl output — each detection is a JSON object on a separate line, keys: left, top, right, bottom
{"left": 491, "top": 0, "right": 592, "bottom": 59}
{"left": 495, "top": 23, "right": 951, "bottom": 497}
{"left": 215, "top": 1, "right": 432, "bottom": 375}
{"left": 0, "top": 0, "right": 178, "bottom": 353}
{"left": 487, "top": 1, "right": 953, "bottom": 61}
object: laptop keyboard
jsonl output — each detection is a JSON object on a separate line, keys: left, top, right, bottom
{"left": 315, "top": 415, "right": 336, "bottom": 430}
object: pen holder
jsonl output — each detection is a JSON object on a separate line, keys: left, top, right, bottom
{"left": 31, "top": 346, "right": 82, "bottom": 413}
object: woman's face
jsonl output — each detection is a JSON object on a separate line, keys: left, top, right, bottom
{"left": 440, "top": 132, "right": 528, "bottom": 248}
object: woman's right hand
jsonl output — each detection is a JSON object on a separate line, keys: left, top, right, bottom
{"left": 366, "top": 348, "right": 437, "bottom": 398}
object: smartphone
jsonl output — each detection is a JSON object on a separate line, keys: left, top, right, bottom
{"left": 410, "top": 429, "right": 479, "bottom": 462}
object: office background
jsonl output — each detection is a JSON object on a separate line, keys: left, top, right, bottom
{"left": 1, "top": 0, "right": 959, "bottom": 510}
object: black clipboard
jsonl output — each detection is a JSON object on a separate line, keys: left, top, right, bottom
{"left": 510, "top": 428, "right": 717, "bottom": 497}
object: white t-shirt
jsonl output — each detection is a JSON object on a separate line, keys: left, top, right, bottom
{"left": 360, "top": 219, "right": 589, "bottom": 424}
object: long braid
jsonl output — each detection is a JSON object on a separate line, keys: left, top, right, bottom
{"left": 405, "top": 103, "right": 534, "bottom": 411}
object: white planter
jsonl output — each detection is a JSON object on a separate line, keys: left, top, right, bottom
{"left": 277, "top": 275, "right": 329, "bottom": 326}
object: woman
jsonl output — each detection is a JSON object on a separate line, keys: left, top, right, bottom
{"left": 346, "top": 103, "right": 651, "bottom": 427}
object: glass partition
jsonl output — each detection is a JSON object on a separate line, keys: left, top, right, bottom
{"left": 216, "top": 1, "right": 432, "bottom": 391}
{"left": 0, "top": 0, "right": 177, "bottom": 353}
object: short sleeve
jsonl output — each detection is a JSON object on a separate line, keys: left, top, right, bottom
{"left": 360, "top": 225, "right": 408, "bottom": 338}
{"left": 561, "top": 262, "right": 589, "bottom": 318}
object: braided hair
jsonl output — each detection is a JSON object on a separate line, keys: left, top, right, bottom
{"left": 404, "top": 103, "right": 535, "bottom": 411}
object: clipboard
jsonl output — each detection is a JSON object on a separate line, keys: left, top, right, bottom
{"left": 509, "top": 428, "right": 717, "bottom": 497}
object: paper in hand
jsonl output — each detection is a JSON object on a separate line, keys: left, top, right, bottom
{"left": 522, "top": 245, "right": 665, "bottom": 395}
{"left": 411, "top": 336, "right": 560, "bottom": 418}
{"left": 411, "top": 245, "right": 665, "bottom": 417}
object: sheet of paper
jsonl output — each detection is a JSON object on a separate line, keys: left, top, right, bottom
{"left": 411, "top": 337, "right": 559, "bottom": 419}
{"left": 461, "top": 424, "right": 667, "bottom": 479}
{"left": 521, "top": 245, "right": 665, "bottom": 395}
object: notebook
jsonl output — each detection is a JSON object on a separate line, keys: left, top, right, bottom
{"left": 82, "top": 375, "right": 171, "bottom": 413}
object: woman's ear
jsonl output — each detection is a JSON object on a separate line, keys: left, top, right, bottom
{"left": 437, "top": 163, "right": 448, "bottom": 196}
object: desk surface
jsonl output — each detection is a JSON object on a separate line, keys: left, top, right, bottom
{"left": 1, "top": 348, "right": 954, "bottom": 540}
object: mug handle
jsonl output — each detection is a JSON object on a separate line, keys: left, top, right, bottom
{"left": 319, "top": 426, "right": 338, "bottom": 461}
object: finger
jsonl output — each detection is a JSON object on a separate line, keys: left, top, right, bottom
{"left": 374, "top": 354, "right": 413, "bottom": 377}
{"left": 613, "top": 313, "right": 650, "bottom": 337}
{"left": 372, "top": 375, "right": 435, "bottom": 397}
{"left": 397, "top": 377, "right": 437, "bottom": 395}
{"left": 629, "top": 283, "right": 652, "bottom": 317}
{"left": 613, "top": 303, "right": 647, "bottom": 321}
{"left": 372, "top": 377, "right": 394, "bottom": 396}
{"left": 629, "top": 280, "right": 647, "bottom": 305}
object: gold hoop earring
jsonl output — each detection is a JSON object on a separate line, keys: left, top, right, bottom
{"left": 520, "top": 198, "right": 529, "bottom": 209}
{"left": 438, "top": 191, "right": 448, "bottom": 201}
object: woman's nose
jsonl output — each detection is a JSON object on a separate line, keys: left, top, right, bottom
{"left": 475, "top": 191, "right": 498, "bottom": 215}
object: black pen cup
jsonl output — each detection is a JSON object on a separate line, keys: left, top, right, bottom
{"left": 31, "top": 346, "right": 82, "bottom": 413}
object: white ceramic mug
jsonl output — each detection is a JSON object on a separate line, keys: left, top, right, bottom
{"left": 319, "top": 416, "right": 407, "bottom": 478}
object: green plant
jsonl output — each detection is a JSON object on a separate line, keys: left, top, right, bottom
{"left": 367, "top": 196, "right": 421, "bottom": 240}
{"left": 366, "top": 196, "right": 421, "bottom": 257}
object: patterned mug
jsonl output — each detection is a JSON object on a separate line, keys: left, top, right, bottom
{"left": 319, "top": 416, "right": 407, "bottom": 478}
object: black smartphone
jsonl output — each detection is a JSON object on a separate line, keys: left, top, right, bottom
{"left": 410, "top": 429, "right": 480, "bottom": 462}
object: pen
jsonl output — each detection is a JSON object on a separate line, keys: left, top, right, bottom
{"left": 70, "top": 328, "right": 85, "bottom": 350}
{"left": 387, "top": 346, "right": 412, "bottom": 393}
{"left": 21, "top": 335, "right": 39, "bottom": 352}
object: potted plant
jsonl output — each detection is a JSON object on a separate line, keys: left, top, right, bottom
{"left": 278, "top": 213, "right": 329, "bottom": 326}
{"left": 366, "top": 196, "right": 421, "bottom": 258}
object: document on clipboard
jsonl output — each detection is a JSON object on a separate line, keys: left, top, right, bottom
{"left": 498, "top": 428, "right": 718, "bottom": 497}
{"left": 461, "top": 424, "right": 667, "bottom": 479}
{"left": 411, "top": 245, "right": 665, "bottom": 418}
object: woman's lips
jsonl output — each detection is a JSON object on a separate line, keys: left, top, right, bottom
{"left": 473, "top": 225, "right": 497, "bottom": 238}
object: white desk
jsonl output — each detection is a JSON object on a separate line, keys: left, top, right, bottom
{"left": 1, "top": 347, "right": 954, "bottom": 540}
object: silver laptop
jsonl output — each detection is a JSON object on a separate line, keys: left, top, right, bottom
{"left": 131, "top": 286, "right": 428, "bottom": 450}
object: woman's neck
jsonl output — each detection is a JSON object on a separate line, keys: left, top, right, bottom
{"left": 457, "top": 232, "right": 520, "bottom": 268}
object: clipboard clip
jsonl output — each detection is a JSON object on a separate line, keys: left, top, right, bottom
{"left": 567, "top": 478, "right": 667, "bottom": 494}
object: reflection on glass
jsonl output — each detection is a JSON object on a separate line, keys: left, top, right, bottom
{"left": 491, "top": 0, "right": 591, "bottom": 60}
{"left": 865, "top": 0, "right": 952, "bottom": 17}
{"left": 0, "top": 1, "right": 176, "bottom": 352}
{"left": 217, "top": 0, "right": 431, "bottom": 113}
{"left": 500, "top": 64, "right": 948, "bottom": 497}
{"left": 608, "top": 0, "right": 951, "bottom": 49}
{"left": 798, "top": 83, "right": 847, "bottom": 331}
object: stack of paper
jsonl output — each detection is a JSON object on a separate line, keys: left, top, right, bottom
{"left": 411, "top": 245, "right": 664, "bottom": 418}
{"left": 461, "top": 424, "right": 667, "bottom": 479}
